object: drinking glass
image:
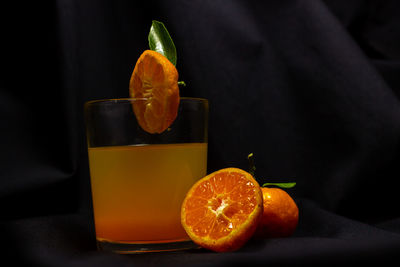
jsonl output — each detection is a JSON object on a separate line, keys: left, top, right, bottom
{"left": 84, "top": 97, "right": 208, "bottom": 253}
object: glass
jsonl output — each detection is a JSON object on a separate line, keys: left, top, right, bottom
{"left": 84, "top": 97, "right": 208, "bottom": 253}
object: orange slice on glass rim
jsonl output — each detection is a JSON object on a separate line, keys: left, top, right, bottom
{"left": 181, "top": 168, "right": 263, "bottom": 252}
{"left": 129, "top": 50, "right": 180, "bottom": 134}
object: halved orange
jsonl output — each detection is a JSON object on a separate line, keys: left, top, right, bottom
{"left": 129, "top": 50, "right": 180, "bottom": 134}
{"left": 181, "top": 168, "right": 263, "bottom": 252}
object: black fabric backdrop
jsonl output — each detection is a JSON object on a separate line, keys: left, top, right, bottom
{"left": 1, "top": 0, "right": 400, "bottom": 265}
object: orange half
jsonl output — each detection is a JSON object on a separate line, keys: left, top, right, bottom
{"left": 181, "top": 168, "right": 263, "bottom": 252}
{"left": 129, "top": 50, "right": 180, "bottom": 134}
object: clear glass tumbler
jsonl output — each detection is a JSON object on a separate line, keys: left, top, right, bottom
{"left": 84, "top": 97, "right": 208, "bottom": 253}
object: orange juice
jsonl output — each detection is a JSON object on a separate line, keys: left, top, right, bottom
{"left": 88, "top": 143, "right": 207, "bottom": 243}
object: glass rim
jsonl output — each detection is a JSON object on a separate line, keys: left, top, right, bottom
{"left": 84, "top": 97, "right": 208, "bottom": 107}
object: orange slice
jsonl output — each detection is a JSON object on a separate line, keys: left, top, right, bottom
{"left": 129, "top": 50, "right": 180, "bottom": 134}
{"left": 181, "top": 168, "right": 263, "bottom": 252}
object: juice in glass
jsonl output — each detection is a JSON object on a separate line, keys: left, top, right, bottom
{"left": 88, "top": 142, "right": 207, "bottom": 243}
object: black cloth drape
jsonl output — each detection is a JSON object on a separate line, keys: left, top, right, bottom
{"left": 1, "top": 0, "right": 400, "bottom": 265}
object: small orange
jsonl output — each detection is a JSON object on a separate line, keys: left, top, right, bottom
{"left": 129, "top": 50, "right": 180, "bottom": 134}
{"left": 181, "top": 168, "right": 263, "bottom": 252}
{"left": 255, "top": 187, "right": 299, "bottom": 238}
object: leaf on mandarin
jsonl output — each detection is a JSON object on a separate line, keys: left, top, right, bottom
{"left": 262, "top": 182, "right": 296, "bottom": 189}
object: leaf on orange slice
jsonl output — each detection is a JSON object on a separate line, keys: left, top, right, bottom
{"left": 181, "top": 168, "right": 263, "bottom": 252}
{"left": 148, "top": 20, "right": 177, "bottom": 66}
{"left": 129, "top": 50, "right": 180, "bottom": 134}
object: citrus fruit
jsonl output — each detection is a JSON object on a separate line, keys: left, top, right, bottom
{"left": 255, "top": 187, "right": 299, "bottom": 238}
{"left": 129, "top": 50, "right": 180, "bottom": 134}
{"left": 181, "top": 167, "right": 263, "bottom": 252}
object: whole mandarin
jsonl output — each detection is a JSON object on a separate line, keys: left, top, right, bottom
{"left": 255, "top": 187, "right": 299, "bottom": 238}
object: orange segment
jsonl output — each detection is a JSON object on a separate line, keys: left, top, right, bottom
{"left": 181, "top": 168, "right": 263, "bottom": 252}
{"left": 129, "top": 50, "right": 180, "bottom": 134}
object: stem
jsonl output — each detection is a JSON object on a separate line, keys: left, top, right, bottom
{"left": 248, "top": 153, "right": 256, "bottom": 177}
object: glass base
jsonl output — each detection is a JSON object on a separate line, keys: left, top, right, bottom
{"left": 96, "top": 239, "right": 199, "bottom": 254}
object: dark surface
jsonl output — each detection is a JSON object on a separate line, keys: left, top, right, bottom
{"left": 1, "top": 0, "right": 400, "bottom": 265}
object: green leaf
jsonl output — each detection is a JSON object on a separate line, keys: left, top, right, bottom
{"left": 148, "top": 20, "right": 177, "bottom": 66}
{"left": 262, "top": 182, "right": 296, "bottom": 189}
